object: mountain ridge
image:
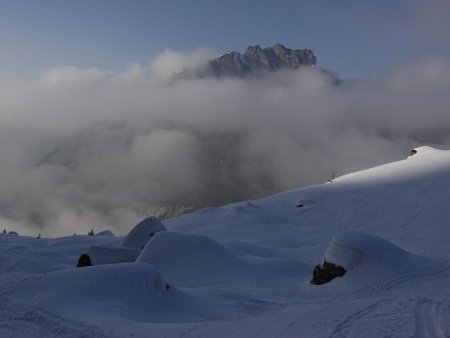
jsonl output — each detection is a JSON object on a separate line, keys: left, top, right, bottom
{"left": 183, "top": 43, "right": 318, "bottom": 78}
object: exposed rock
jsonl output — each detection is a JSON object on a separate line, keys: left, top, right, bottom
{"left": 311, "top": 260, "right": 346, "bottom": 285}
{"left": 409, "top": 149, "right": 418, "bottom": 156}
{"left": 197, "top": 43, "right": 317, "bottom": 78}
{"left": 76, "top": 253, "right": 93, "bottom": 268}
{"left": 207, "top": 51, "right": 250, "bottom": 78}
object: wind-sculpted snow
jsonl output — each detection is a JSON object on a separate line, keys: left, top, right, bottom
{"left": 1, "top": 149, "right": 450, "bottom": 337}
{"left": 96, "top": 230, "right": 115, "bottom": 236}
{"left": 137, "top": 231, "right": 258, "bottom": 286}
{"left": 316, "top": 232, "right": 448, "bottom": 291}
{"left": 88, "top": 245, "right": 140, "bottom": 265}
{"left": 0, "top": 233, "right": 121, "bottom": 275}
{"left": 2, "top": 263, "right": 206, "bottom": 324}
{"left": 324, "top": 231, "right": 412, "bottom": 272}
{"left": 407, "top": 145, "right": 442, "bottom": 158}
{"left": 120, "top": 216, "right": 167, "bottom": 250}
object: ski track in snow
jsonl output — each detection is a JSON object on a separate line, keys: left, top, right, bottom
{"left": 0, "top": 297, "right": 116, "bottom": 338}
{"left": 357, "top": 260, "right": 450, "bottom": 293}
{"left": 414, "top": 300, "right": 446, "bottom": 338}
{"left": 330, "top": 300, "right": 386, "bottom": 338}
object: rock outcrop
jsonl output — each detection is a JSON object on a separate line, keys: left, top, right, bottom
{"left": 76, "top": 253, "right": 93, "bottom": 267}
{"left": 311, "top": 260, "right": 346, "bottom": 285}
{"left": 196, "top": 43, "right": 316, "bottom": 78}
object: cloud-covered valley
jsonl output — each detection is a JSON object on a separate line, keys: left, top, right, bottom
{"left": 1, "top": 50, "right": 450, "bottom": 236}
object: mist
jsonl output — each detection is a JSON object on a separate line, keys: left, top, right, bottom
{"left": 1, "top": 51, "right": 450, "bottom": 236}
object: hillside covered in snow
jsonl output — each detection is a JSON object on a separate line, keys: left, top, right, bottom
{"left": 1, "top": 146, "right": 449, "bottom": 337}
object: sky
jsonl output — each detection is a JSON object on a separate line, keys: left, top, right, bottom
{"left": 1, "top": 0, "right": 450, "bottom": 236}
{"left": 1, "top": 0, "right": 450, "bottom": 79}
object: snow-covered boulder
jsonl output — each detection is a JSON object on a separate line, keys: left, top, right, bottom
{"left": 88, "top": 246, "right": 141, "bottom": 265}
{"left": 316, "top": 232, "right": 442, "bottom": 290}
{"left": 136, "top": 231, "right": 251, "bottom": 286}
{"left": 323, "top": 232, "right": 409, "bottom": 272}
{"left": 120, "top": 216, "right": 167, "bottom": 250}
{"left": 323, "top": 234, "right": 364, "bottom": 271}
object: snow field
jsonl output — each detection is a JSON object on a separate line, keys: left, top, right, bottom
{"left": 1, "top": 147, "right": 450, "bottom": 337}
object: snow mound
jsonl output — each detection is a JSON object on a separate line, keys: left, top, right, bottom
{"left": 319, "top": 232, "right": 444, "bottom": 290}
{"left": 136, "top": 231, "right": 253, "bottom": 286}
{"left": 88, "top": 246, "right": 140, "bottom": 265}
{"left": 408, "top": 146, "right": 441, "bottom": 158}
{"left": 5, "top": 263, "right": 196, "bottom": 323}
{"left": 121, "top": 216, "right": 167, "bottom": 249}
{"left": 16, "top": 263, "right": 169, "bottom": 297}
{"left": 96, "top": 230, "right": 115, "bottom": 236}
{"left": 324, "top": 232, "right": 409, "bottom": 271}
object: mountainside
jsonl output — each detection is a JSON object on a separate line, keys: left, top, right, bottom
{"left": 1, "top": 146, "right": 450, "bottom": 337}
{"left": 167, "top": 146, "right": 450, "bottom": 256}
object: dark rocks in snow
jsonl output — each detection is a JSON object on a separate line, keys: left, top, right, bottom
{"left": 311, "top": 260, "right": 346, "bottom": 285}
{"left": 296, "top": 200, "right": 314, "bottom": 208}
{"left": 408, "top": 146, "right": 438, "bottom": 158}
{"left": 77, "top": 253, "right": 93, "bottom": 268}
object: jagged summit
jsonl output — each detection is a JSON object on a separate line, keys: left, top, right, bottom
{"left": 243, "top": 43, "right": 316, "bottom": 69}
{"left": 197, "top": 43, "right": 316, "bottom": 78}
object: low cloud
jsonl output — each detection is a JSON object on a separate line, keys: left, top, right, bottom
{"left": 151, "top": 48, "right": 215, "bottom": 80}
{"left": 40, "top": 65, "right": 113, "bottom": 86}
{"left": 1, "top": 51, "right": 450, "bottom": 236}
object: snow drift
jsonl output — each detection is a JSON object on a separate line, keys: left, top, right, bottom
{"left": 136, "top": 231, "right": 255, "bottom": 286}
{"left": 96, "top": 230, "right": 115, "bottom": 236}
{"left": 85, "top": 216, "right": 166, "bottom": 265}
{"left": 316, "top": 231, "right": 447, "bottom": 291}
{"left": 121, "top": 216, "right": 167, "bottom": 250}
{"left": 1, "top": 146, "right": 450, "bottom": 337}
{"left": 4, "top": 263, "right": 191, "bottom": 323}
{"left": 408, "top": 146, "right": 441, "bottom": 158}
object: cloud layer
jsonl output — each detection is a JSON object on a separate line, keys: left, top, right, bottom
{"left": 1, "top": 50, "right": 450, "bottom": 236}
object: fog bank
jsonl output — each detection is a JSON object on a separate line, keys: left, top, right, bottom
{"left": 1, "top": 52, "right": 450, "bottom": 236}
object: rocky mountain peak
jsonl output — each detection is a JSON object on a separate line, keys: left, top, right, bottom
{"left": 198, "top": 43, "right": 317, "bottom": 78}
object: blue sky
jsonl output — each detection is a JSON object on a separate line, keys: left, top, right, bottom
{"left": 1, "top": 0, "right": 449, "bottom": 79}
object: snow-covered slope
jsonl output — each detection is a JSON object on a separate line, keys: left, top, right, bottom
{"left": 1, "top": 146, "right": 450, "bottom": 337}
